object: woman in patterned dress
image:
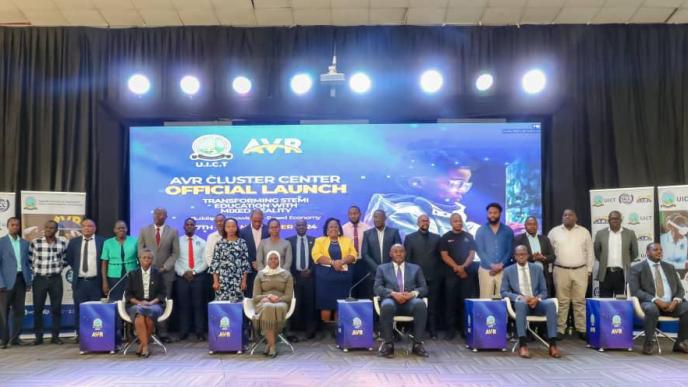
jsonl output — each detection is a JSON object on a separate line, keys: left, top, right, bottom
{"left": 210, "top": 218, "right": 250, "bottom": 302}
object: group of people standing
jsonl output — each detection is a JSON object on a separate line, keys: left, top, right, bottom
{"left": 0, "top": 202, "right": 687, "bottom": 359}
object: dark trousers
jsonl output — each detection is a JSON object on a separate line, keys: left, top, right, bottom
{"left": 380, "top": 297, "right": 427, "bottom": 343}
{"left": 426, "top": 277, "right": 443, "bottom": 334}
{"left": 32, "top": 274, "right": 63, "bottom": 339}
{"left": 0, "top": 274, "right": 26, "bottom": 343}
{"left": 246, "top": 271, "right": 257, "bottom": 298}
{"left": 176, "top": 274, "right": 206, "bottom": 336}
{"left": 73, "top": 277, "right": 103, "bottom": 332}
{"left": 292, "top": 270, "right": 316, "bottom": 335}
{"left": 445, "top": 273, "right": 473, "bottom": 335}
{"left": 599, "top": 268, "right": 625, "bottom": 298}
{"left": 641, "top": 301, "right": 688, "bottom": 343}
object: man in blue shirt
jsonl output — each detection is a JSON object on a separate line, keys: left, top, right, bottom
{"left": 475, "top": 203, "right": 514, "bottom": 299}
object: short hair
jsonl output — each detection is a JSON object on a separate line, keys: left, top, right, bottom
{"left": 486, "top": 202, "right": 503, "bottom": 212}
{"left": 220, "top": 218, "right": 240, "bottom": 239}
{"left": 608, "top": 210, "right": 622, "bottom": 218}
{"left": 525, "top": 216, "right": 538, "bottom": 223}
{"left": 348, "top": 205, "right": 361, "bottom": 212}
{"left": 140, "top": 248, "right": 154, "bottom": 258}
{"left": 214, "top": 213, "right": 226, "bottom": 219}
{"left": 45, "top": 220, "right": 59, "bottom": 228}
{"left": 81, "top": 218, "right": 96, "bottom": 226}
{"left": 563, "top": 208, "right": 577, "bottom": 215}
{"left": 184, "top": 217, "right": 196, "bottom": 224}
{"left": 646, "top": 242, "right": 659, "bottom": 252}
{"left": 322, "top": 217, "right": 343, "bottom": 237}
{"left": 267, "top": 218, "right": 280, "bottom": 227}
{"left": 6, "top": 217, "right": 19, "bottom": 226}
{"left": 373, "top": 209, "right": 386, "bottom": 217}
{"left": 250, "top": 208, "right": 264, "bottom": 218}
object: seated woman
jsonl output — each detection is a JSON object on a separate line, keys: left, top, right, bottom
{"left": 252, "top": 250, "right": 294, "bottom": 358}
{"left": 125, "top": 248, "right": 166, "bottom": 358}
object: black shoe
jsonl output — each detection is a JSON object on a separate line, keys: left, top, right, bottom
{"left": 445, "top": 331, "right": 456, "bottom": 341}
{"left": 305, "top": 332, "right": 316, "bottom": 340}
{"left": 642, "top": 341, "right": 654, "bottom": 355}
{"left": 0, "top": 341, "right": 7, "bottom": 349}
{"left": 287, "top": 335, "right": 300, "bottom": 343}
{"left": 160, "top": 336, "right": 172, "bottom": 343}
{"left": 51, "top": 338, "right": 63, "bottom": 345}
{"left": 33, "top": 338, "right": 44, "bottom": 346}
{"left": 577, "top": 332, "right": 587, "bottom": 341}
{"left": 9, "top": 339, "right": 21, "bottom": 346}
{"left": 412, "top": 343, "right": 429, "bottom": 357}
{"left": 379, "top": 343, "right": 394, "bottom": 359}
{"left": 428, "top": 330, "right": 438, "bottom": 340}
{"left": 74, "top": 336, "right": 80, "bottom": 344}
{"left": 673, "top": 340, "right": 688, "bottom": 353}
{"left": 178, "top": 334, "right": 189, "bottom": 341}
{"left": 196, "top": 334, "right": 206, "bottom": 342}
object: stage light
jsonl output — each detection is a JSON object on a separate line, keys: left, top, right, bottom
{"left": 180, "top": 75, "right": 200, "bottom": 96}
{"left": 420, "top": 70, "right": 443, "bottom": 93}
{"left": 127, "top": 74, "right": 150, "bottom": 95}
{"left": 349, "top": 72, "right": 371, "bottom": 94}
{"left": 290, "top": 73, "right": 313, "bottom": 95}
{"left": 232, "top": 76, "right": 252, "bottom": 95}
{"left": 521, "top": 69, "right": 546, "bottom": 94}
{"left": 475, "top": 73, "right": 494, "bottom": 92}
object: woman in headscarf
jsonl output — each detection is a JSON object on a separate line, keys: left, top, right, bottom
{"left": 252, "top": 250, "right": 294, "bottom": 358}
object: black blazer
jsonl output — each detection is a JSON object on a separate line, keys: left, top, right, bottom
{"left": 630, "top": 259, "right": 685, "bottom": 304}
{"left": 362, "top": 227, "right": 402, "bottom": 273}
{"left": 512, "top": 233, "right": 555, "bottom": 266}
{"left": 403, "top": 230, "right": 442, "bottom": 281}
{"left": 125, "top": 267, "right": 166, "bottom": 304}
{"left": 65, "top": 235, "right": 105, "bottom": 289}
{"left": 286, "top": 234, "right": 315, "bottom": 275}
{"left": 238, "top": 224, "right": 269, "bottom": 265}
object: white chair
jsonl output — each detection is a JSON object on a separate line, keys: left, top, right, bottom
{"left": 373, "top": 296, "right": 428, "bottom": 354}
{"left": 242, "top": 297, "right": 296, "bottom": 355}
{"left": 116, "top": 296, "right": 174, "bottom": 355}
{"left": 503, "top": 297, "right": 559, "bottom": 352}
{"left": 631, "top": 296, "right": 678, "bottom": 354}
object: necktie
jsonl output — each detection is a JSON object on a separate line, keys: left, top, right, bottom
{"left": 655, "top": 263, "right": 665, "bottom": 298}
{"left": 155, "top": 227, "right": 161, "bottom": 246}
{"left": 81, "top": 238, "right": 91, "bottom": 274}
{"left": 521, "top": 266, "right": 533, "bottom": 297}
{"left": 353, "top": 223, "right": 359, "bottom": 254}
{"left": 396, "top": 265, "right": 404, "bottom": 292}
{"left": 299, "top": 236, "right": 307, "bottom": 271}
{"left": 120, "top": 244, "right": 126, "bottom": 278}
{"left": 188, "top": 237, "right": 195, "bottom": 270}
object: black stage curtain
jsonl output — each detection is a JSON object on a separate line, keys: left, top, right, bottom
{"left": 1, "top": 25, "right": 687, "bottom": 234}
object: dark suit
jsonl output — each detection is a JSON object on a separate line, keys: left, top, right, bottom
{"left": 239, "top": 224, "right": 268, "bottom": 297}
{"left": 374, "top": 261, "right": 428, "bottom": 343}
{"left": 0, "top": 235, "right": 31, "bottom": 344}
{"left": 594, "top": 228, "right": 638, "bottom": 297}
{"left": 513, "top": 232, "right": 555, "bottom": 296}
{"left": 287, "top": 234, "right": 316, "bottom": 336}
{"left": 360, "top": 227, "right": 402, "bottom": 299}
{"left": 65, "top": 235, "right": 105, "bottom": 332}
{"left": 404, "top": 230, "right": 442, "bottom": 334}
{"left": 630, "top": 259, "right": 688, "bottom": 342}
{"left": 138, "top": 224, "right": 179, "bottom": 335}
{"left": 501, "top": 262, "right": 557, "bottom": 340}
{"left": 125, "top": 268, "right": 166, "bottom": 305}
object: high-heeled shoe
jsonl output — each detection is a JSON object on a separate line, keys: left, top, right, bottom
{"left": 141, "top": 347, "right": 150, "bottom": 358}
{"left": 268, "top": 345, "right": 277, "bottom": 358}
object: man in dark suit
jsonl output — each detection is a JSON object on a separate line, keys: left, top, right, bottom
{"left": 286, "top": 219, "right": 316, "bottom": 340}
{"left": 403, "top": 214, "right": 442, "bottom": 338}
{"left": 238, "top": 208, "right": 269, "bottom": 297}
{"left": 374, "top": 244, "right": 429, "bottom": 358}
{"left": 501, "top": 245, "right": 560, "bottom": 359}
{"left": 630, "top": 242, "right": 688, "bottom": 355}
{"left": 361, "top": 210, "right": 402, "bottom": 299}
{"left": 65, "top": 218, "right": 105, "bottom": 341}
{"left": 594, "top": 210, "right": 638, "bottom": 298}
{"left": 137, "top": 208, "right": 179, "bottom": 341}
{"left": 513, "top": 216, "right": 555, "bottom": 296}
{"left": 0, "top": 217, "right": 31, "bottom": 348}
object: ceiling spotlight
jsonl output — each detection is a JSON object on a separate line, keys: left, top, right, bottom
{"left": 232, "top": 76, "right": 252, "bottom": 95}
{"left": 349, "top": 72, "right": 371, "bottom": 94}
{"left": 420, "top": 70, "right": 443, "bottom": 94}
{"left": 522, "top": 69, "right": 546, "bottom": 94}
{"left": 180, "top": 75, "right": 200, "bottom": 96}
{"left": 291, "top": 73, "right": 313, "bottom": 95}
{"left": 475, "top": 73, "right": 494, "bottom": 92}
{"left": 127, "top": 74, "right": 150, "bottom": 95}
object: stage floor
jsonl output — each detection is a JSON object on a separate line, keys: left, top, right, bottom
{"left": 1, "top": 335, "right": 688, "bottom": 386}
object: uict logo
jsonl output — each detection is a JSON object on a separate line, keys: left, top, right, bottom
{"left": 243, "top": 138, "right": 302, "bottom": 155}
{"left": 351, "top": 317, "right": 364, "bottom": 336}
{"left": 485, "top": 315, "right": 497, "bottom": 335}
{"left": 218, "top": 316, "right": 231, "bottom": 338}
{"left": 618, "top": 193, "right": 634, "bottom": 204}
{"left": 190, "top": 135, "right": 233, "bottom": 168}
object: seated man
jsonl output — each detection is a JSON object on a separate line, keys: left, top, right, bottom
{"left": 501, "top": 245, "right": 560, "bottom": 358}
{"left": 374, "top": 243, "right": 429, "bottom": 358}
{"left": 630, "top": 242, "right": 688, "bottom": 355}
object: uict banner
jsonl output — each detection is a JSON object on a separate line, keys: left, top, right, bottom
{"left": 658, "top": 185, "right": 688, "bottom": 270}
{"left": 129, "top": 122, "right": 543, "bottom": 238}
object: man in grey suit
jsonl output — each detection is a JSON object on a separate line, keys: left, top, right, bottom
{"left": 361, "top": 210, "right": 402, "bottom": 300}
{"left": 630, "top": 242, "right": 688, "bottom": 355}
{"left": 137, "top": 208, "right": 179, "bottom": 341}
{"left": 374, "top": 244, "right": 429, "bottom": 358}
{"left": 594, "top": 210, "right": 638, "bottom": 298}
{"left": 0, "top": 217, "right": 31, "bottom": 348}
{"left": 501, "top": 245, "right": 560, "bottom": 359}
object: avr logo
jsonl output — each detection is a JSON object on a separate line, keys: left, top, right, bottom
{"left": 243, "top": 138, "right": 302, "bottom": 154}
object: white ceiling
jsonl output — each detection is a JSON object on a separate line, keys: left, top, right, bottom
{"left": 0, "top": 0, "right": 687, "bottom": 27}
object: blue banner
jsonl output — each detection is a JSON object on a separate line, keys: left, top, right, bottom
{"left": 465, "top": 299, "right": 507, "bottom": 350}
{"left": 79, "top": 302, "right": 116, "bottom": 353}
{"left": 130, "top": 123, "right": 542, "bottom": 238}
{"left": 337, "top": 299, "right": 374, "bottom": 350}
{"left": 587, "top": 298, "right": 633, "bottom": 350}
{"left": 208, "top": 301, "right": 243, "bottom": 353}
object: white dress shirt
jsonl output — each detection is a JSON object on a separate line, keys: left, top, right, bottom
{"left": 78, "top": 237, "right": 97, "bottom": 277}
{"left": 142, "top": 267, "right": 151, "bottom": 299}
{"left": 518, "top": 264, "right": 533, "bottom": 298}
{"left": 548, "top": 224, "right": 594, "bottom": 272}
{"left": 251, "top": 226, "right": 263, "bottom": 251}
{"left": 205, "top": 231, "right": 222, "bottom": 266}
{"left": 392, "top": 261, "right": 419, "bottom": 298}
{"left": 377, "top": 227, "right": 386, "bottom": 263}
{"left": 607, "top": 228, "right": 623, "bottom": 268}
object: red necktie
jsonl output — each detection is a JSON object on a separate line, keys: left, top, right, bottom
{"left": 155, "top": 227, "right": 161, "bottom": 246}
{"left": 188, "top": 237, "right": 195, "bottom": 270}
{"left": 353, "top": 223, "right": 359, "bottom": 254}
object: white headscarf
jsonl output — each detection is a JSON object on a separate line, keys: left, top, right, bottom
{"left": 262, "top": 250, "right": 285, "bottom": 275}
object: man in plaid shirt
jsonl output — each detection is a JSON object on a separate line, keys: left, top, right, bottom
{"left": 29, "top": 220, "right": 68, "bottom": 345}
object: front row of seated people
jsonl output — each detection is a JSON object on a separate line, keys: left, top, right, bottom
{"left": 122, "top": 242, "right": 688, "bottom": 359}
